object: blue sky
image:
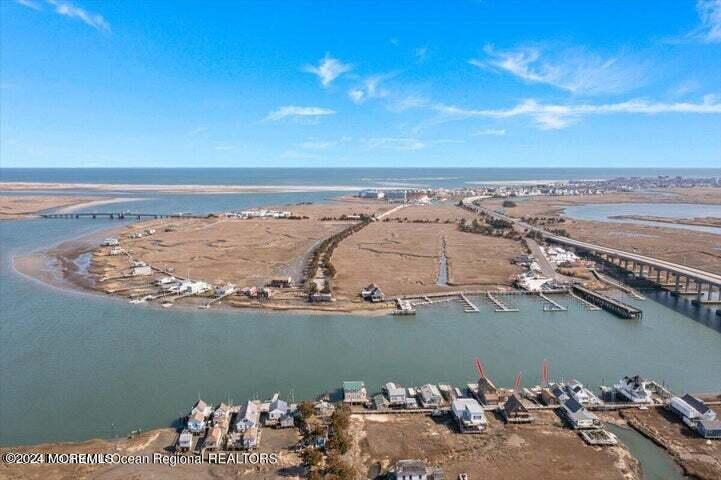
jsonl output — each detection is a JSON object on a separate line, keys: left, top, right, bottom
{"left": 1, "top": 0, "right": 720, "bottom": 168}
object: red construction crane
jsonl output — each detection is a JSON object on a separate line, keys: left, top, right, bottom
{"left": 474, "top": 357, "right": 485, "bottom": 379}
{"left": 541, "top": 359, "right": 550, "bottom": 387}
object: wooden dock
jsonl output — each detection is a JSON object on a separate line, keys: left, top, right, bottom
{"left": 569, "top": 291, "right": 602, "bottom": 311}
{"left": 459, "top": 293, "right": 480, "bottom": 313}
{"left": 539, "top": 292, "right": 567, "bottom": 312}
{"left": 486, "top": 292, "right": 519, "bottom": 312}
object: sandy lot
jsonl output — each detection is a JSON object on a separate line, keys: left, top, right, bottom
{"left": 0, "top": 428, "right": 303, "bottom": 480}
{"left": 352, "top": 411, "right": 639, "bottom": 480}
{"left": 0, "top": 195, "right": 103, "bottom": 219}
{"left": 445, "top": 229, "right": 524, "bottom": 287}
{"left": 621, "top": 407, "right": 721, "bottom": 480}
{"left": 93, "top": 217, "right": 347, "bottom": 289}
{"left": 379, "top": 203, "right": 475, "bottom": 223}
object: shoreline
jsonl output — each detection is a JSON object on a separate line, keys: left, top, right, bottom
{"left": 1, "top": 182, "right": 385, "bottom": 194}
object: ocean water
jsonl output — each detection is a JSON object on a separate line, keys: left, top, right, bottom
{"left": 2, "top": 167, "right": 721, "bottom": 190}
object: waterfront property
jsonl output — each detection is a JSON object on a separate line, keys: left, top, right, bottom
{"left": 234, "top": 400, "right": 259, "bottom": 433}
{"left": 343, "top": 381, "right": 368, "bottom": 404}
{"left": 502, "top": 393, "right": 534, "bottom": 424}
{"left": 418, "top": 384, "right": 443, "bottom": 408}
{"left": 451, "top": 398, "right": 487, "bottom": 433}
{"left": 615, "top": 375, "right": 654, "bottom": 404}
{"left": 668, "top": 394, "right": 721, "bottom": 439}
{"left": 384, "top": 382, "right": 407, "bottom": 406}
{"left": 559, "top": 398, "right": 601, "bottom": 430}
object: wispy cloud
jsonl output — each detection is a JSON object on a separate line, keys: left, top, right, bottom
{"left": 365, "top": 137, "right": 461, "bottom": 151}
{"left": 303, "top": 54, "right": 352, "bottom": 87}
{"left": 429, "top": 95, "right": 721, "bottom": 130}
{"left": 46, "top": 0, "right": 111, "bottom": 32}
{"left": 348, "top": 73, "right": 395, "bottom": 104}
{"left": 693, "top": 0, "right": 721, "bottom": 43}
{"left": 472, "top": 128, "right": 506, "bottom": 136}
{"left": 414, "top": 46, "right": 429, "bottom": 63}
{"left": 264, "top": 106, "right": 336, "bottom": 122}
{"left": 188, "top": 126, "right": 209, "bottom": 137}
{"left": 473, "top": 45, "right": 644, "bottom": 95}
{"left": 15, "top": 0, "right": 41, "bottom": 11}
{"left": 213, "top": 144, "right": 236, "bottom": 152}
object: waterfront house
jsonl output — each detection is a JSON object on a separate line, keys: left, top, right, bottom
{"left": 540, "top": 387, "right": 560, "bottom": 406}
{"left": 475, "top": 377, "right": 500, "bottom": 405}
{"left": 384, "top": 382, "right": 407, "bottom": 406}
{"left": 696, "top": 420, "right": 721, "bottom": 439}
{"left": 192, "top": 399, "right": 212, "bottom": 417}
{"left": 360, "top": 284, "right": 385, "bottom": 302}
{"left": 669, "top": 394, "right": 717, "bottom": 424}
{"left": 343, "top": 381, "right": 368, "bottom": 404}
{"left": 566, "top": 379, "right": 591, "bottom": 404}
{"left": 267, "top": 394, "right": 289, "bottom": 423}
{"left": 392, "top": 459, "right": 444, "bottom": 480}
{"left": 108, "top": 246, "right": 124, "bottom": 256}
{"left": 234, "top": 400, "right": 260, "bottom": 432}
{"left": 187, "top": 410, "right": 207, "bottom": 434}
{"left": 177, "top": 429, "right": 193, "bottom": 452}
{"left": 559, "top": 398, "right": 600, "bottom": 430}
{"left": 451, "top": 398, "right": 487, "bottom": 433}
{"left": 358, "top": 189, "right": 385, "bottom": 199}
{"left": 502, "top": 393, "right": 534, "bottom": 424}
{"left": 314, "top": 400, "right": 335, "bottom": 417}
{"left": 212, "top": 403, "right": 232, "bottom": 431}
{"left": 154, "top": 276, "right": 176, "bottom": 287}
{"left": 102, "top": 238, "right": 119, "bottom": 247}
{"left": 418, "top": 384, "right": 443, "bottom": 408}
{"left": 550, "top": 384, "right": 570, "bottom": 403}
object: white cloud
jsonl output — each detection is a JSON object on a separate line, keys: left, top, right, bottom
{"left": 303, "top": 54, "right": 352, "bottom": 87}
{"left": 298, "top": 140, "right": 334, "bottom": 150}
{"left": 15, "top": 0, "right": 41, "bottom": 11}
{"left": 430, "top": 96, "right": 721, "bottom": 130}
{"left": 264, "top": 106, "right": 336, "bottom": 122}
{"left": 694, "top": 0, "right": 721, "bottom": 43}
{"left": 366, "top": 137, "right": 427, "bottom": 151}
{"left": 188, "top": 126, "right": 208, "bottom": 137}
{"left": 46, "top": 0, "right": 111, "bottom": 32}
{"left": 348, "top": 74, "right": 393, "bottom": 104}
{"left": 472, "top": 128, "right": 506, "bottom": 136}
{"left": 473, "top": 45, "right": 644, "bottom": 95}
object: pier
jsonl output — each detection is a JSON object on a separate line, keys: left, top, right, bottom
{"left": 459, "top": 293, "right": 480, "bottom": 313}
{"left": 486, "top": 292, "right": 519, "bottom": 312}
{"left": 538, "top": 292, "right": 567, "bottom": 312}
{"left": 571, "top": 285, "right": 642, "bottom": 319}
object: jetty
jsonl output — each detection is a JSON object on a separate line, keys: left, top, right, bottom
{"left": 571, "top": 285, "right": 642, "bottom": 319}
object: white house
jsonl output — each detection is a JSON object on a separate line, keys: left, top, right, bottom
{"left": 267, "top": 394, "right": 289, "bottom": 423}
{"left": 187, "top": 410, "right": 207, "bottom": 434}
{"left": 418, "top": 384, "right": 442, "bottom": 408}
{"left": 178, "top": 429, "right": 193, "bottom": 451}
{"left": 102, "top": 238, "right": 119, "bottom": 247}
{"left": 384, "top": 382, "right": 407, "bottom": 406}
{"left": 132, "top": 265, "right": 152, "bottom": 276}
{"left": 452, "top": 398, "right": 487, "bottom": 433}
{"left": 234, "top": 400, "right": 260, "bottom": 432}
{"left": 192, "top": 399, "right": 212, "bottom": 417}
{"left": 669, "top": 394, "right": 717, "bottom": 425}
{"left": 560, "top": 398, "right": 600, "bottom": 429}
{"left": 614, "top": 375, "right": 653, "bottom": 404}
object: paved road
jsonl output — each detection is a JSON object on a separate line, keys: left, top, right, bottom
{"left": 461, "top": 196, "right": 721, "bottom": 288}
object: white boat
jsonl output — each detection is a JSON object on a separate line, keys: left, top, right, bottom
{"left": 614, "top": 375, "right": 653, "bottom": 403}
